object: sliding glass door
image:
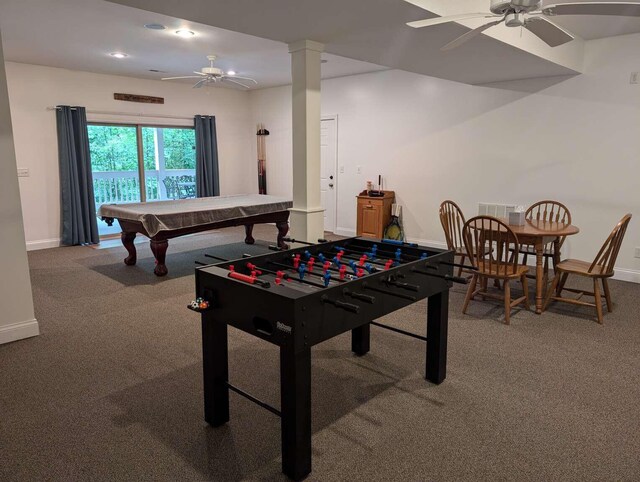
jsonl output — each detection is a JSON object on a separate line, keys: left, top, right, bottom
{"left": 88, "top": 123, "right": 196, "bottom": 236}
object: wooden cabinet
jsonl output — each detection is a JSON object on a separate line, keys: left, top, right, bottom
{"left": 356, "top": 191, "right": 395, "bottom": 238}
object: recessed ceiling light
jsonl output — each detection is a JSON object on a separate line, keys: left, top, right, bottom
{"left": 227, "top": 70, "right": 236, "bottom": 76}
{"left": 175, "top": 29, "right": 195, "bottom": 38}
{"left": 144, "top": 23, "right": 166, "bottom": 30}
{"left": 109, "top": 52, "right": 128, "bottom": 59}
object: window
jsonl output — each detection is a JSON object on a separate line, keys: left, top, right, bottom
{"left": 88, "top": 123, "right": 196, "bottom": 235}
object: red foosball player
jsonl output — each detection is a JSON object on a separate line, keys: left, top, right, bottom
{"left": 293, "top": 254, "right": 301, "bottom": 269}
{"left": 339, "top": 265, "right": 347, "bottom": 280}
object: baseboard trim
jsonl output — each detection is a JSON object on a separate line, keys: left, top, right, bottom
{"left": 611, "top": 268, "right": 640, "bottom": 284}
{"left": 26, "top": 238, "right": 60, "bottom": 251}
{"left": 0, "top": 319, "right": 40, "bottom": 345}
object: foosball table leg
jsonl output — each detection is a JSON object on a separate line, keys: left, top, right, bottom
{"left": 426, "top": 291, "right": 449, "bottom": 385}
{"left": 351, "top": 323, "right": 371, "bottom": 356}
{"left": 280, "top": 344, "right": 311, "bottom": 481}
{"left": 202, "top": 317, "right": 230, "bottom": 427}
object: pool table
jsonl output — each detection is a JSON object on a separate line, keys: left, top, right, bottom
{"left": 98, "top": 194, "right": 292, "bottom": 276}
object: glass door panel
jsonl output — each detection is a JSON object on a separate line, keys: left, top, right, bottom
{"left": 141, "top": 126, "right": 197, "bottom": 201}
{"left": 88, "top": 124, "right": 140, "bottom": 236}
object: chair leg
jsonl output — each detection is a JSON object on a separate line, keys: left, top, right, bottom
{"left": 543, "top": 256, "right": 549, "bottom": 288}
{"left": 457, "top": 255, "right": 465, "bottom": 279}
{"left": 593, "top": 278, "right": 604, "bottom": 324}
{"left": 522, "top": 252, "right": 528, "bottom": 267}
{"left": 503, "top": 279, "right": 511, "bottom": 325}
{"left": 557, "top": 272, "right": 569, "bottom": 296}
{"left": 463, "top": 274, "right": 478, "bottom": 314}
{"left": 521, "top": 274, "right": 530, "bottom": 310}
{"left": 544, "top": 273, "right": 560, "bottom": 311}
{"left": 602, "top": 278, "right": 613, "bottom": 313}
{"left": 480, "top": 276, "right": 487, "bottom": 300}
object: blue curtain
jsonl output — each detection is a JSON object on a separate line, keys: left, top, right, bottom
{"left": 194, "top": 115, "right": 220, "bottom": 197}
{"left": 56, "top": 106, "right": 98, "bottom": 245}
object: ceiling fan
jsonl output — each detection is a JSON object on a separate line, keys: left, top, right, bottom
{"left": 162, "top": 55, "right": 257, "bottom": 89}
{"left": 405, "top": 1, "right": 640, "bottom": 51}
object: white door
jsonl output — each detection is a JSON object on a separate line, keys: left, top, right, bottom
{"left": 321, "top": 117, "right": 337, "bottom": 233}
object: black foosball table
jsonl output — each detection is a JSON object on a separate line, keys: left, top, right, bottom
{"left": 192, "top": 237, "right": 462, "bottom": 480}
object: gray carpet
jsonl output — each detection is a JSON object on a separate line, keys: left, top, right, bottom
{"left": 1, "top": 225, "right": 639, "bottom": 481}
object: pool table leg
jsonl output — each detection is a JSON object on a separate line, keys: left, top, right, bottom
{"left": 121, "top": 231, "right": 137, "bottom": 266}
{"left": 276, "top": 221, "right": 290, "bottom": 249}
{"left": 150, "top": 239, "right": 169, "bottom": 276}
{"left": 244, "top": 224, "right": 255, "bottom": 245}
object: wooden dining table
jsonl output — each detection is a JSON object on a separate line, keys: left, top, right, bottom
{"left": 496, "top": 218, "right": 580, "bottom": 314}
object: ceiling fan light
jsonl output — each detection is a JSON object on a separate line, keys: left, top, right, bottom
{"left": 227, "top": 70, "right": 236, "bottom": 76}
{"left": 109, "top": 52, "right": 128, "bottom": 59}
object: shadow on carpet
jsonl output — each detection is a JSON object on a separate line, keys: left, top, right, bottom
{"left": 79, "top": 241, "right": 273, "bottom": 285}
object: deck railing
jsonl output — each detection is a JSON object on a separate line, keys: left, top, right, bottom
{"left": 93, "top": 169, "right": 196, "bottom": 206}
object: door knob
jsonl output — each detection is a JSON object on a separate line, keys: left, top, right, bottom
{"left": 329, "top": 183, "right": 334, "bottom": 188}
{"left": 329, "top": 175, "right": 334, "bottom": 180}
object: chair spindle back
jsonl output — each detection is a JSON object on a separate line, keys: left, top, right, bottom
{"left": 439, "top": 200, "right": 466, "bottom": 251}
{"left": 526, "top": 200, "right": 572, "bottom": 248}
{"left": 463, "top": 216, "right": 520, "bottom": 277}
{"left": 590, "top": 214, "right": 632, "bottom": 275}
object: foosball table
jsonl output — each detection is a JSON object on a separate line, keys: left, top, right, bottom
{"left": 191, "top": 237, "right": 464, "bottom": 480}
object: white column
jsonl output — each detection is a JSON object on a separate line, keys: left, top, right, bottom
{"left": 0, "top": 28, "right": 39, "bottom": 344}
{"left": 288, "top": 40, "right": 325, "bottom": 242}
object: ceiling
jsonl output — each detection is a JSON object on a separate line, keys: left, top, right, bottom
{"left": 1, "top": 0, "right": 639, "bottom": 87}
{"left": 0, "top": 0, "right": 388, "bottom": 89}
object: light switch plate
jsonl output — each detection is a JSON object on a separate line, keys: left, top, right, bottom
{"left": 17, "top": 168, "right": 29, "bottom": 177}
{"left": 635, "top": 247, "right": 640, "bottom": 258}
{"left": 631, "top": 72, "right": 639, "bottom": 84}
{"left": 339, "top": 166, "right": 344, "bottom": 174}
{"left": 356, "top": 165, "right": 362, "bottom": 175}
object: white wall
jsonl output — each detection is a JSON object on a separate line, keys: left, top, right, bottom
{"left": 0, "top": 32, "right": 38, "bottom": 344}
{"left": 250, "top": 33, "right": 640, "bottom": 281}
{"left": 5, "top": 62, "right": 255, "bottom": 249}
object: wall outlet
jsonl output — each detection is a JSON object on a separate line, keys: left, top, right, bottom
{"left": 17, "top": 168, "right": 29, "bottom": 177}
{"left": 631, "top": 72, "right": 639, "bottom": 85}
{"left": 635, "top": 247, "right": 640, "bottom": 259}
{"left": 356, "top": 165, "right": 362, "bottom": 175}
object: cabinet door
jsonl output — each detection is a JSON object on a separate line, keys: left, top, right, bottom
{"left": 360, "top": 205, "right": 380, "bottom": 237}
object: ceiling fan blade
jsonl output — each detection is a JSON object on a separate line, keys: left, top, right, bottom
{"left": 228, "top": 75, "right": 258, "bottom": 84}
{"left": 193, "top": 79, "right": 208, "bottom": 89}
{"left": 193, "top": 71, "right": 207, "bottom": 76}
{"left": 441, "top": 18, "right": 505, "bottom": 51}
{"left": 407, "top": 13, "right": 497, "bottom": 29}
{"left": 224, "top": 78, "right": 252, "bottom": 89}
{"left": 542, "top": 2, "right": 640, "bottom": 17}
{"left": 525, "top": 17, "right": 575, "bottom": 47}
{"left": 161, "top": 76, "right": 201, "bottom": 80}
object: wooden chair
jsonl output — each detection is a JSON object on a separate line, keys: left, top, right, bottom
{"left": 544, "top": 214, "right": 632, "bottom": 324}
{"left": 439, "top": 200, "right": 468, "bottom": 278}
{"left": 462, "top": 216, "right": 530, "bottom": 324}
{"left": 518, "top": 200, "right": 572, "bottom": 280}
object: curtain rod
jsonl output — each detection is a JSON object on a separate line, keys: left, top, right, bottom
{"left": 46, "top": 106, "right": 193, "bottom": 121}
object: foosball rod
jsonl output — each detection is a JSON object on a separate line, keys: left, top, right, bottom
{"left": 253, "top": 263, "right": 328, "bottom": 288}
{"left": 361, "top": 282, "right": 417, "bottom": 301}
{"left": 329, "top": 249, "right": 392, "bottom": 268}
{"left": 410, "top": 268, "right": 468, "bottom": 285}
{"left": 336, "top": 244, "right": 424, "bottom": 262}
{"left": 267, "top": 260, "right": 344, "bottom": 284}
{"left": 281, "top": 237, "right": 329, "bottom": 246}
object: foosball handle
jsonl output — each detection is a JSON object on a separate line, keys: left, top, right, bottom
{"left": 343, "top": 289, "right": 376, "bottom": 304}
{"left": 444, "top": 274, "right": 469, "bottom": 285}
{"left": 317, "top": 238, "right": 329, "bottom": 243}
